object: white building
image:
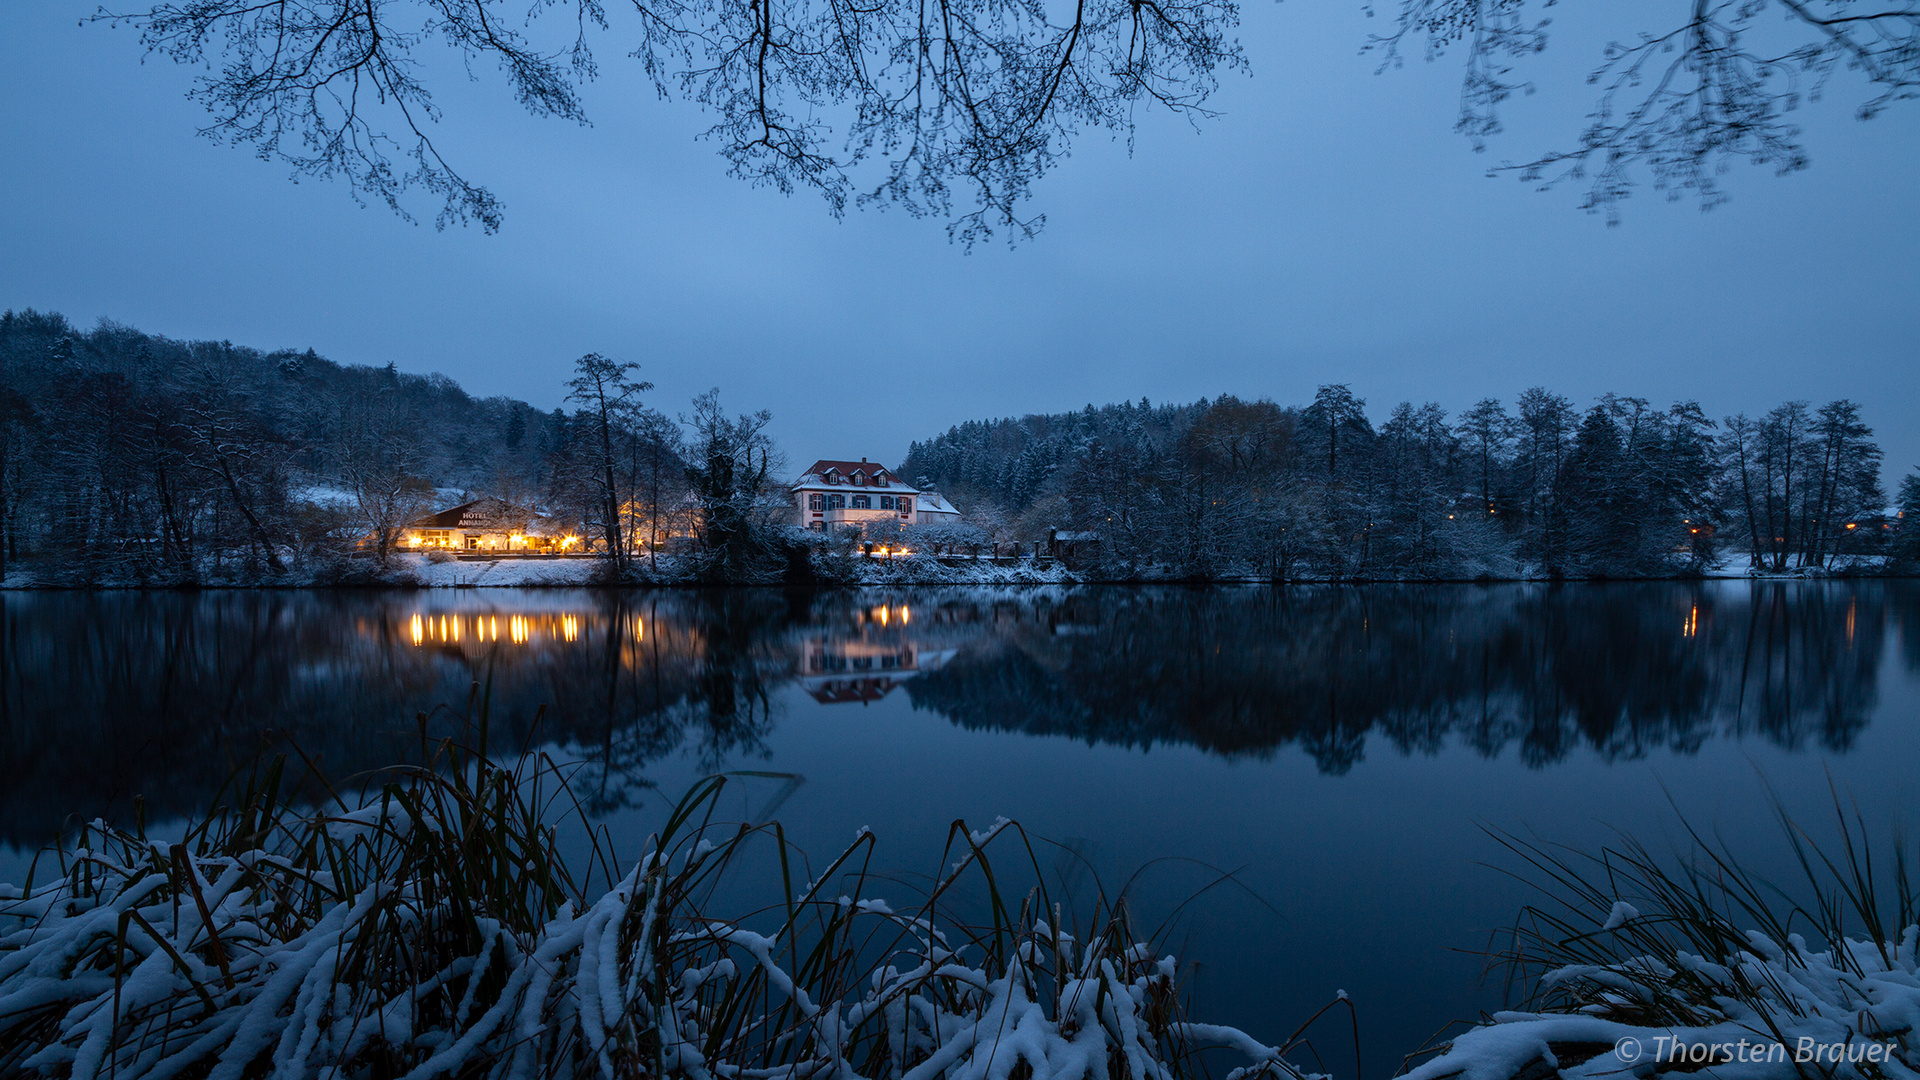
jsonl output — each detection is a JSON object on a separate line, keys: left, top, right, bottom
{"left": 791, "top": 459, "right": 961, "bottom": 531}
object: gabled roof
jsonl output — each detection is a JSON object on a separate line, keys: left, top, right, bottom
{"left": 793, "top": 459, "right": 917, "bottom": 491}
{"left": 917, "top": 491, "right": 959, "bottom": 514}
{"left": 407, "top": 500, "right": 486, "bottom": 529}
{"left": 406, "top": 497, "right": 550, "bottom": 532}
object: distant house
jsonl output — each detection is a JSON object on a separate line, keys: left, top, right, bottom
{"left": 397, "top": 498, "right": 577, "bottom": 553}
{"left": 792, "top": 459, "right": 962, "bottom": 532}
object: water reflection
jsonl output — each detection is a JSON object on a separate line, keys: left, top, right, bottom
{"left": 0, "top": 581, "right": 1912, "bottom": 847}
{"left": 907, "top": 584, "right": 1899, "bottom": 773}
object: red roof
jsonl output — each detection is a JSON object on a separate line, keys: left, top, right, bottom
{"left": 795, "top": 459, "right": 916, "bottom": 490}
{"left": 803, "top": 459, "right": 896, "bottom": 478}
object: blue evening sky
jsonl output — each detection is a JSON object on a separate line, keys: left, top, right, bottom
{"left": 1, "top": 2, "right": 1914, "bottom": 484}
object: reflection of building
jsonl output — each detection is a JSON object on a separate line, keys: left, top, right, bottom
{"left": 791, "top": 459, "right": 962, "bottom": 532}
{"left": 797, "top": 631, "right": 955, "bottom": 704}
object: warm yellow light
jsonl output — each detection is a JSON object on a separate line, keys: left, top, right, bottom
{"left": 410, "top": 614, "right": 424, "bottom": 646}
{"left": 409, "top": 536, "right": 421, "bottom": 546}
{"left": 900, "top": 606, "right": 911, "bottom": 624}
{"left": 562, "top": 615, "right": 578, "bottom": 642}
{"left": 1846, "top": 522, "right": 1857, "bottom": 530}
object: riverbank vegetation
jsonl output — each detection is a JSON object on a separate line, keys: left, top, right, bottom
{"left": 1406, "top": 799, "right": 1919, "bottom": 1080}
{"left": 0, "top": 737, "right": 1321, "bottom": 1080}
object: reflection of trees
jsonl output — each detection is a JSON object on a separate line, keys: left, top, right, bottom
{"left": 549, "top": 591, "right": 790, "bottom": 812}
{"left": 0, "top": 590, "right": 791, "bottom": 846}
{"left": 905, "top": 583, "right": 1899, "bottom": 774}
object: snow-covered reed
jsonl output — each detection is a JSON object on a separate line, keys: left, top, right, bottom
{"left": 0, "top": 740, "right": 1312, "bottom": 1080}
{"left": 1406, "top": 804, "right": 1919, "bottom": 1080}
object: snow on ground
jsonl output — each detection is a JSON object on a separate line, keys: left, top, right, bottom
{"left": 1405, "top": 927, "right": 1920, "bottom": 1080}
{"left": 398, "top": 554, "right": 599, "bottom": 587}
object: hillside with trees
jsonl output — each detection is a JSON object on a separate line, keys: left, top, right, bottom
{"left": 901, "top": 387, "right": 1906, "bottom": 580}
{"left": 0, "top": 309, "right": 755, "bottom": 584}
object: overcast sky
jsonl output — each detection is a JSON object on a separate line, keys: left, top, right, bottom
{"left": 2, "top": 2, "right": 1914, "bottom": 486}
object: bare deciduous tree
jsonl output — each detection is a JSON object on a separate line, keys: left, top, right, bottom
{"left": 101, "top": 0, "right": 1912, "bottom": 232}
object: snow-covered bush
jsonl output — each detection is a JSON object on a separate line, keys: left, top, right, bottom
{"left": 1406, "top": 816, "right": 1919, "bottom": 1080}
{"left": 1, "top": 750, "right": 1312, "bottom": 1080}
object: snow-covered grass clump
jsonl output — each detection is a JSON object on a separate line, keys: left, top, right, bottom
{"left": 0, "top": 745, "right": 1311, "bottom": 1080}
{"left": 1407, "top": 814, "right": 1919, "bottom": 1080}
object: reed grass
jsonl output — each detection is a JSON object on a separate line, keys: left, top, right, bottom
{"left": 0, "top": 704, "right": 1318, "bottom": 1080}
{"left": 1403, "top": 788, "right": 1919, "bottom": 1080}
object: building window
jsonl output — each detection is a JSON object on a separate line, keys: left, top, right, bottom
{"left": 897, "top": 498, "right": 911, "bottom": 514}
{"left": 809, "top": 494, "right": 825, "bottom": 511}
{"left": 880, "top": 496, "right": 894, "bottom": 509}
{"left": 830, "top": 494, "right": 846, "bottom": 509}
{"left": 852, "top": 495, "right": 871, "bottom": 509}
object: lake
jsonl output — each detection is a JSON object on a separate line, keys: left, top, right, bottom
{"left": 2, "top": 581, "right": 1915, "bottom": 1076}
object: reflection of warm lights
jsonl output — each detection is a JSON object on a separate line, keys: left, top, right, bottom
{"left": 900, "top": 605, "right": 911, "bottom": 624}
{"left": 1684, "top": 605, "right": 1698, "bottom": 638}
{"left": 877, "top": 605, "right": 890, "bottom": 626}
{"left": 404, "top": 611, "right": 593, "bottom": 648}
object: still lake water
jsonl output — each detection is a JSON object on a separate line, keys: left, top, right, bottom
{"left": 2, "top": 582, "right": 1916, "bottom": 1073}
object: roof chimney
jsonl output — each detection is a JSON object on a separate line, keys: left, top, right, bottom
{"left": 861, "top": 456, "right": 867, "bottom": 463}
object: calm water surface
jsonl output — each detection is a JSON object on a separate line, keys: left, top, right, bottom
{"left": 3, "top": 582, "right": 1916, "bottom": 1073}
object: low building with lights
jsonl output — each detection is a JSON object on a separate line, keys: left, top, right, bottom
{"left": 791, "top": 459, "right": 963, "bottom": 532}
{"left": 397, "top": 498, "right": 578, "bottom": 553}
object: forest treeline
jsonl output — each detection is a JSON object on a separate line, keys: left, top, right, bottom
{"left": 0, "top": 311, "right": 781, "bottom": 583}
{"left": 4, "top": 309, "right": 1915, "bottom": 585}
{"left": 903, "top": 387, "right": 1919, "bottom": 579}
